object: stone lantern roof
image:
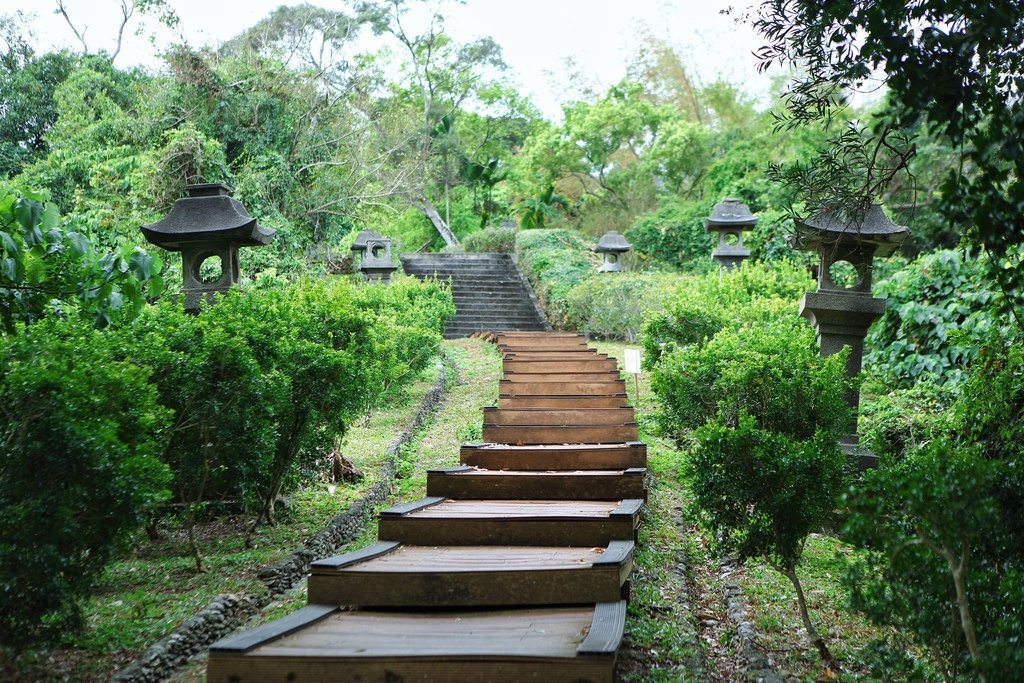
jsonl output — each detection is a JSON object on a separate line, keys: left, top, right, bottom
{"left": 790, "top": 204, "right": 908, "bottom": 257}
{"left": 351, "top": 229, "right": 383, "bottom": 253}
{"left": 141, "top": 183, "right": 275, "bottom": 251}
{"left": 594, "top": 231, "right": 631, "bottom": 253}
{"left": 706, "top": 198, "right": 758, "bottom": 229}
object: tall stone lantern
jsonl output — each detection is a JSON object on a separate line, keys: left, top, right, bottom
{"left": 595, "top": 231, "right": 631, "bottom": 272}
{"left": 789, "top": 204, "right": 908, "bottom": 463}
{"left": 350, "top": 229, "right": 382, "bottom": 268}
{"left": 141, "top": 183, "right": 275, "bottom": 310}
{"left": 706, "top": 198, "right": 756, "bottom": 271}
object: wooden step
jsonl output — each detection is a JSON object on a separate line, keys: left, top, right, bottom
{"left": 483, "top": 407, "right": 635, "bottom": 426}
{"left": 378, "top": 498, "right": 643, "bottom": 546}
{"left": 208, "top": 602, "right": 626, "bottom": 683}
{"left": 503, "top": 371, "right": 621, "bottom": 383}
{"left": 503, "top": 359, "right": 618, "bottom": 373}
{"left": 482, "top": 423, "right": 639, "bottom": 445}
{"left": 427, "top": 466, "right": 647, "bottom": 500}
{"left": 499, "top": 380, "right": 627, "bottom": 396}
{"left": 307, "top": 540, "right": 634, "bottom": 607}
{"left": 461, "top": 442, "right": 647, "bottom": 470}
{"left": 503, "top": 353, "right": 608, "bottom": 362}
{"left": 497, "top": 395, "right": 629, "bottom": 408}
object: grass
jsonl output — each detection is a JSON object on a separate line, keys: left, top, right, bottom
{"left": 12, "top": 360, "right": 443, "bottom": 683}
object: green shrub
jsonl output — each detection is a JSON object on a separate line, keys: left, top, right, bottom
{"left": 515, "top": 228, "right": 598, "bottom": 327}
{"left": 858, "top": 380, "right": 956, "bottom": 460}
{"left": 625, "top": 196, "right": 715, "bottom": 270}
{"left": 0, "top": 317, "right": 171, "bottom": 647}
{"left": 652, "top": 316, "right": 850, "bottom": 440}
{"left": 865, "top": 249, "right": 1014, "bottom": 388}
{"left": 460, "top": 226, "right": 517, "bottom": 253}
{"left": 563, "top": 272, "right": 679, "bottom": 341}
{"left": 669, "top": 316, "right": 850, "bottom": 666}
{"left": 642, "top": 259, "right": 814, "bottom": 366}
{"left": 844, "top": 341, "right": 1024, "bottom": 680}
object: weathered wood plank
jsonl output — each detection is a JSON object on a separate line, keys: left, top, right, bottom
{"left": 497, "top": 395, "right": 629, "bottom": 408}
{"left": 207, "top": 607, "right": 616, "bottom": 683}
{"left": 377, "top": 499, "right": 640, "bottom": 546}
{"left": 503, "top": 359, "right": 618, "bottom": 373}
{"left": 460, "top": 442, "right": 648, "bottom": 470}
{"left": 307, "top": 543, "right": 632, "bottom": 607}
{"left": 502, "top": 372, "right": 621, "bottom": 383}
{"left": 482, "top": 423, "right": 639, "bottom": 445}
{"left": 426, "top": 467, "right": 647, "bottom": 500}
{"left": 482, "top": 407, "right": 635, "bottom": 426}
{"left": 499, "top": 380, "right": 627, "bottom": 396}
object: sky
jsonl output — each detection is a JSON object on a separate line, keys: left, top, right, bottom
{"left": 0, "top": 0, "right": 773, "bottom": 119}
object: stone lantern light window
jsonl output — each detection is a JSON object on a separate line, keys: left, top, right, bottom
{"left": 359, "top": 235, "right": 400, "bottom": 283}
{"left": 141, "top": 183, "right": 275, "bottom": 310}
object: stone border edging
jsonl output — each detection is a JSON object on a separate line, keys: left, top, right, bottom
{"left": 719, "top": 557, "right": 784, "bottom": 683}
{"left": 110, "top": 355, "right": 456, "bottom": 683}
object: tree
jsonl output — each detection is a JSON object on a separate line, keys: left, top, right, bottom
{"left": 354, "top": 0, "right": 508, "bottom": 246}
{"left": 54, "top": 0, "right": 178, "bottom": 65}
{"left": 753, "top": 0, "right": 1024, "bottom": 316}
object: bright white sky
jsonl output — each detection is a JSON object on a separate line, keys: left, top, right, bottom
{"left": 0, "top": 0, "right": 772, "bottom": 119}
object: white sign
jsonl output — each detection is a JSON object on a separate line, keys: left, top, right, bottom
{"left": 624, "top": 348, "right": 642, "bottom": 374}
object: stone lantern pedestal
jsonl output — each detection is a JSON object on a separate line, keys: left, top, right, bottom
{"left": 141, "top": 183, "right": 275, "bottom": 310}
{"left": 790, "top": 204, "right": 908, "bottom": 467}
{"left": 595, "top": 231, "right": 631, "bottom": 272}
{"left": 706, "top": 199, "right": 756, "bottom": 271}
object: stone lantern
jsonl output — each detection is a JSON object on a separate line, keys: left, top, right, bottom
{"left": 141, "top": 183, "right": 275, "bottom": 310}
{"left": 789, "top": 203, "right": 908, "bottom": 463}
{"left": 350, "top": 229, "right": 382, "bottom": 268}
{"left": 706, "top": 198, "right": 756, "bottom": 271}
{"left": 359, "top": 233, "right": 399, "bottom": 283}
{"left": 595, "top": 231, "right": 631, "bottom": 272}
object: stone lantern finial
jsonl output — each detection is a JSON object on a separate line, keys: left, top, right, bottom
{"left": 789, "top": 203, "right": 908, "bottom": 465}
{"left": 594, "top": 231, "right": 631, "bottom": 272}
{"left": 141, "top": 183, "right": 275, "bottom": 310}
{"left": 706, "top": 198, "right": 756, "bottom": 271}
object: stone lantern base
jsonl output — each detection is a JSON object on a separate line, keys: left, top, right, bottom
{"left": 361, "top": 264, "right": 399, "bottom": 283}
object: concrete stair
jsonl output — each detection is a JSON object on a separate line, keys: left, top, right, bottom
{"left": 401, "top": 253, "right": 550, "bottom": 338}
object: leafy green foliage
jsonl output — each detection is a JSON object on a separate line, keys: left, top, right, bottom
{"left": 625, "top": 196, "right": 714, "bottom": 270}
{"left": 845, "top": 341, "right": 1024, "bottom": 680}
{"left": 563, "top": 273, "right": 679, "bottom": 342}
{"left": 641, "top": 259, "right": 814, "bottom": 366}
{"left": 755, "top": 0, "right": 1024, "bottom": 314}
{"left": 514, "top": 228, "right": 598, "bottom": 327}
{"left": 0, "top": 184, "right": 163, "bottom": 331}
{"left": 865, "top": 249, "right": 1015, "bottom": 388}
{"left": 0, "top": 317, "right": 171, "bottom": 647}
{"left": 651, "top": 316, "right": 849, "bottom": 440}
{"left": 659, "top": 316, "right": 850, "bottom": 665}
{"left": 459, "top": 225, "right": 517, "bottom": 253}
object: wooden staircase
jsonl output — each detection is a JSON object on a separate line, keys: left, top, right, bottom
{"left": 207, "top": 332, "right": 646, "bottom": 683}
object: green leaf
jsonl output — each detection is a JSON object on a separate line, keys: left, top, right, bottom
{"left": 68, "top": 232, "right": 90, "bottom": 257}
{"left": 128, "top": 249, "right": 153, "bottom": 280}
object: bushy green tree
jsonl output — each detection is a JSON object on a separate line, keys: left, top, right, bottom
{"left": 0, "top": 317, "right": 171, "bottom": 647}
{"left": 656, "top": 317, "right": 850, "bottom": 666}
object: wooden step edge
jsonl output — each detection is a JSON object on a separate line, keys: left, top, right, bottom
{"left": 310, "top": 540, "right": 400, "bottom": 570}
{"left": 209, "top": 604, "right": 337, "bottom": 654}
{"left": 577, "top": 601, "right": 627, "bottom": 656}
{"left": 379, "top": 496, "right": 445, "bottom": 517}
{"left": 612, "top": 499, "right": 645, "bottom": 518}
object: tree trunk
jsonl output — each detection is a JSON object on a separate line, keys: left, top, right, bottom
{"left": 411, "top": 195, "right": 459, "bottom": 247}
{"left": 782, "top": 564, "right": 838, "bottom": 670}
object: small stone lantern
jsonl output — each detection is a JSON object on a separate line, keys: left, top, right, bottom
{"left": 359, "top": 234, "right": 399, "bottom": 283}
{"left": 350, "top": 229, "right": 382, "bottom": 268}
{"left": 595, "top": 231, "right": 631, "bottom": 272}
{"left": 706, "top": 198, "right": 756, "bottom": 271}
{"left": 789, "top": 203, "right": 908, "bottom": 463}
{"left": 141, "top": 183, "right": 275, "bottom": 310}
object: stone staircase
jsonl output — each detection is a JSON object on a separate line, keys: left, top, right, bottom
{"left": 400, "top": 253, "right": 549, "bottom": 338}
